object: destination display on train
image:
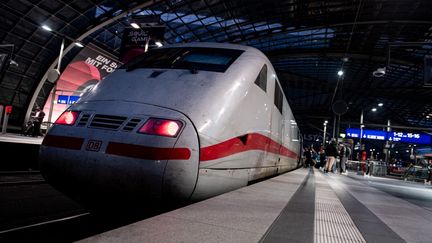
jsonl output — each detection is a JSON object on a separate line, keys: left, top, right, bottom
{"left": 346, "top": 128, "right": 432, "bottom": 144}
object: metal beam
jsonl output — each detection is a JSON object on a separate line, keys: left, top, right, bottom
{"left": 268, "top": 51, "right": 418, "bottom": 66}
{"left": 25, "top": 0, "right": 163, "bottom": 124}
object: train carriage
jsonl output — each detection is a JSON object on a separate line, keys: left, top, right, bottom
{"left": 39, "top": 42, "right": 302, "bottom": 207}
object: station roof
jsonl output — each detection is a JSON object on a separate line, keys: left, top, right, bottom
{"left": 1, "top": 0, "right": 431, "bottom": 140}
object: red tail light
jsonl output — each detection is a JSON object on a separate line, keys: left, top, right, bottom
{"left": 138, "top": 118, "right": 183, "bottom": 137}
{"left": 55, "top": 111, "right": 80, "bottom": 125}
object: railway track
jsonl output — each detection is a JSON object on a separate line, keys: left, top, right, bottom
{"left": 0, "top": 170, "right": 45, "bottom": 186}
{"left": 0, "top": 208, "right": 163, "bottom": 242}
{"left": 0, "top": 171, "right": 175, "bottom": 242}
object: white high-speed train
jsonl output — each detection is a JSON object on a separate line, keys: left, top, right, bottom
{"left": 39, "top": 42, "right": 302, "bottom": 207}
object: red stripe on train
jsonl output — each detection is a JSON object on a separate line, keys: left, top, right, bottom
{"left": 42, "top": 135, "right": 84, "bottom": 150}
{"left": 106, "top": 142, "right": 191, "bottom": 160}
{"left": 200, "top": 133, "right": 298, "bottom": 161}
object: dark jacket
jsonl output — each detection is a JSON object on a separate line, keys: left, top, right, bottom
{"left": 325, "top": 143, "right": 338, "bottom": 157}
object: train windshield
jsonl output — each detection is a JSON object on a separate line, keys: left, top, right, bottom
{"left": 123, "top": 47, "right": 244, "bottom": 73}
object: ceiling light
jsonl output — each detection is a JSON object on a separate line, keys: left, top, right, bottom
{"left": 373, "top": 67, "right": 386, "bottom": 77}
{"left": 74, "top": 42, "right": 84, "bottom": 48}
{"left": 130, "top": 22, "right": 140, "bottom": 29}
{"left": 41, "top": 25, "right": 53, "bottom": 32}
{"left": 9, "top": 60, "right": 18, "bottom": 67}
{"left": 337, "top": 70, "right": 344, "bottom": 76}
{"left": 371, "top": 108, "right": 377, "bottom": 112}
{"left": 155, "top": 41, "right": 163, "bottom": 47}
{"left": 427, "top": 115, "right": 430, "bottom": 119}
{"left": 378, "top": 103, "right": 383, "bottom": 107}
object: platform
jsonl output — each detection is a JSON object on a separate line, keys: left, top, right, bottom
{"left": 79, "top": 168, "right": 432, "bottom": 243}
{"left": 0, "top": 133, "right": 43, "bottom": 171}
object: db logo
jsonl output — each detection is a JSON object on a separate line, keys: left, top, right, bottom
{"left": 86, "top": 140, "right": 102, "bottom": 152}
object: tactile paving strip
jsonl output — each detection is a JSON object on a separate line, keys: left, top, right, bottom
{"left": 314, "top": 172, "right": 366, "bottom": 243}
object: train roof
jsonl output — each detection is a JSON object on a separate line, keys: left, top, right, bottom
{"left": 162, "top": 42, "right": 265, "bottom": 56}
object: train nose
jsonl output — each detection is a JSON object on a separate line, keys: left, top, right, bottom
{"left": 39, "top": 102, "right": 199, "bottom": 208}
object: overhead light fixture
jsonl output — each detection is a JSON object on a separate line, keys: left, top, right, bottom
{"left": 373, "top": 67, "right": 386, "bottom": 77}
{"left": 427, "top": 115, "right": 430, "bottom": 119}
{"left": 41, "top": 25, "right": 53, "bottom": 32}
{"left": 378, "top": 103, "right": 383, "bottom": 107}
{"left": 130, "top": 22, "right": 140, "bottom": 29}
{"left": 74, "top": 42, "right": 84, "bottom": 48}
{"left": 337, "top": 70, "right": 344, "bottom": 76}
{"left": 155, "top": 41, "right": 163, "bottom": 47}
{"left": 9, "top": 60, "right": 18, "bottom": 67}
{"left": 371, "top": 108, "right": 377, "bottom": 112}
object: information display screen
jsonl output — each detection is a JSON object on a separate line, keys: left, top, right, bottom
{"left": 57, "top": 95, "right": 80, "bottom": 105}
{"left": 346, "top": 128, "right": 387, "bottom": 140}
{"left": 346, "top": 128, "right": 431, "bottom": 144}
{"left": 388, "top": 131, "right": 431, "bottom": 144}
{"left": 57, "top": 95, "right": 69, "bottom": 105}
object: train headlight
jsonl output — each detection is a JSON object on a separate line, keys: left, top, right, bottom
{"left": 138, "top": 118, "right": 183, "bottom": 137}
{"left": 55, "top": 111, "right": 80, "bottom": 125}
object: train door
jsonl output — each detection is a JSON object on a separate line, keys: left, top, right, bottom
{"left": 272, "top": 78, "right": 284, "bottom": 174}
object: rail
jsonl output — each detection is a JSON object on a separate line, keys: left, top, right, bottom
{"left": 345, "top": 160, "right": 430, "bottom": 182}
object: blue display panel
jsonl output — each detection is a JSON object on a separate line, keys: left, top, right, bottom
{"left": 57, "top": 95, "right": 80, "bottom": 105}
{"left": 346, "top": 128, "right": 387, "bottom": 140}
{"left": 57, "top": 95, "right": 69, "bottom": 104}
{"left": 388, "top": 131, "right": 431, "bottom": 144}
{"left": 346, "top": 128, "right": 432, "bottom": 144}
{"left": 68, "top": 95, "right": 80, "bottom": 104}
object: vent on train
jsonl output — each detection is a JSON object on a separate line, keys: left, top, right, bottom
{"left": 89, "top": 114, "right": 127, "bottom": 130}
{"left": 122, "top": 118, "right": 142, "bottom": 132}
{"left": 77, "top": 114, "right": 91, "bottom": 126}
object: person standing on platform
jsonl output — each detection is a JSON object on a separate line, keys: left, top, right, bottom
{"left": 303, "top": 147, "right": 314, "bottom": 168}
{"left": 425, "top": 160, "right": 432, "bottom": 185}
{"left": 317, "top": 146, "right": 326, "bottom": 170}
{"left": 324, "top": 139, "right": 338, "bottom": 173}
{"left": 32, "top": 108, "right": 45, "bottom": 137}
{"left": 339, "top": 144, "right": 346, "bottom": 174}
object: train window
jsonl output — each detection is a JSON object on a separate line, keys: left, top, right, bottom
{"left": 123, "top": 47, "right": 244, "bottom": 73}
{"left": 274, "top": 80, "right": 283, "bottom": 113}
{"left": 254, "top": 64, "right": 267, "bottom": 92}
{"left": 291, "top": 124, "right": 299, "bottom": 142}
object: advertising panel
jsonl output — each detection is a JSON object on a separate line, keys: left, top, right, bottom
{"left": 43, "top": 43, "right": 121, "bottom": 123}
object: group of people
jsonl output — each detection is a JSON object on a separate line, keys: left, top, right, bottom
{"left": 303, "top": 138, "right": 351, "bottom": 174}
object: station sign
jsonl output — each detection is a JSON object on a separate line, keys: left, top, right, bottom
{"left": 388, "top": 131, "right": 431, "bottom": 144}
{"left": 346, "top": 128, "right": 432, "bottom": 144}
{"left": 346, "top": 128, "right": 386, "bottom": 140}
{"left": 57, "top": 95, "right": 80, "bottom": 105}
